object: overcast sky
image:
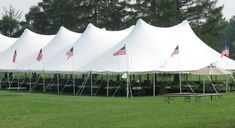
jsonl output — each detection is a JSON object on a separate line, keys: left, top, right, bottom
{"left": 0, "top": 0, "right": 234, "bottom": 20}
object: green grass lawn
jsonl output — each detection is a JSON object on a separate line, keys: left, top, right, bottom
{"left": 0, "top": 91, "right": 235, "bottom": 128}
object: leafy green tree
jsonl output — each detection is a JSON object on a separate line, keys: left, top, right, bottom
{"left": 0, "top": 5, "right": 23, "bottom": 37}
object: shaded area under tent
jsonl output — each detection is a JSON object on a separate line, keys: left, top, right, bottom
{"left": 0, "top": 70, "right": 234, "bottom": 97}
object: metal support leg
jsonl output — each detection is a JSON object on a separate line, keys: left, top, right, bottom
{"left": 57, "top": 73, "right": 60, "bottom": 94}
{"left": 43, "top": 73, "right": 46, "bottom": 92}
{"left": 106, "top": 74, "right": 109, "bottom": 96}
{"left": 179, "top": 73, "right": 182, "bottom": 94}
{"left": 153, "top": 73, "right": 156, "bottom": 96}
{"left": 73, "top": 74, "right": 75, "bottom": 95}
{"left": 91, "top": 72, "right": 93, "bottom": 96}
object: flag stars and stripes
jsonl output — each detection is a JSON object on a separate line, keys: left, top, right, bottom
{"left": 113, "top": 45, "right": 126, "bottom": 56}
{"left": 221, "top": 45, "right": 229, "bottom": 58}
{"left": 36, "top": 49, "right": 43, "bottom": 61}
{"left": 171, "top": 45, "right": 179, "bottom": 57}
{"left": 12, "top": 50, "right": 17, "bottom": 63}
{"left": 66, "top": 47, "right": 74, "bottom": 59}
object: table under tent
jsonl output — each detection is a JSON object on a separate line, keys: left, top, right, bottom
{"left": 1, "top": 19, "right": 235, "bottom": 97}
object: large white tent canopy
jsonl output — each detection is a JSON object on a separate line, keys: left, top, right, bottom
{"left": 0, "top": 29, "right": 54, "bottom": 72}
{"left": 82, "top": 19, "right": 235, "bottom": 73}
{"left": 21, "top": 26, "right": 81, "bottom": 71}
{"left": 45, "top": 23, "right": 134, "bottom": 73}
{"left": 0, "top": 19, "right": 235, "bottom": 73}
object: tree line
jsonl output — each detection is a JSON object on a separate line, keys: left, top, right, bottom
{"left": 0, "top": 0, "right": 235, "bottom": 58}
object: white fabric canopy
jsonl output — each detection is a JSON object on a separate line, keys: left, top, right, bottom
{"left": 0, "top": 34, "right": 18, "bottom": 54}
{"left": 45, "top": 24, "right": 134, "bottom": 73}
{"left": 0, "top": 29, "right": 54, "bottom": 72}
{"left": 0, "top": 19, "right": 235, "bottom": 73}
{"left": 20, "top": 26, "right": 81, "bottom": 71}
{"left": 82, "top": 19, "right": 235, "bottom": 73}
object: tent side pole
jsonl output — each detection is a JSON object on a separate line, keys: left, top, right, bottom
{"left": 17, "top": 74, "right": 19, "bottom": 91}
{"left": 153, "top": 73, "right": 156, "bottom": 96}
{"left": 7, "top": 72, "right": 10, "bottom": 88}
{"left": 226, "top": 75, "right": 228, "bottom": 93}
{"left": 73, "top": 74, "right": 75, "bottom": 95}
{"left": 43, "top": 72, "right": 46, "bottom": 92}
{"left": 29, "top": 72, "right": 32, "bottom": 92}
{"left": 106, "top": 74, "right": 109, "bottom": 96}
{"left": 127, "top": 72, "right": 129, "bottom": 98}
{"left": 179, "top": 73, "right": 182, "bottom": 94}
{"left": 203, "top": 75, "right": 205, "bottom": 94}
{"left": 90, "top": 72, "right": 93, "bottom": 96}
{"left": 57, "top": 73, "right": 60, "bottom": 94}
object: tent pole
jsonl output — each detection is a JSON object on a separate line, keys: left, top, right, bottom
{"left": 127, "top": 72, "right": 129, "bottom": 98}
{"left": 203, "top": 75, "right": 205, "bottom": 94}
{"left": 7, "top": 72, "right": 9, "bottom": 88}
{"left": 226, "top": 75, "right": 228, "bottom": 93}
{"left": 179, "top": 73, "right": 182, "bottom": 94}
{"left": 153, "top": 73, "right": 156, "bottom": 96}
{"left": 17, "top": 74, "right": 19, "bottom": 91}
{"left": 43, "top": 72, "right": 46, "bottom": 92}
{"left": 29, "top": 72, "right": 32, "bottom": 92}
{"left": 106, "top": 74, "right": 109, "bottom": 96}
{"left": 57, "top": 73, "right": 60, "bottom": 94}
{"left": 73, "top": 74, "right": 75, "bottom": 95}
{"left": 90, "top": 72, "right": 93, "bottom": 96}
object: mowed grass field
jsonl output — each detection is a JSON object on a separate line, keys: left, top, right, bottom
{"left": 0, "top": 90, "right": 235, "bottom": 128}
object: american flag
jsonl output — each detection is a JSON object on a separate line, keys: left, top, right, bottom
{"left": 113, "top": 45, "right": 126, "bottom": 56}
{"left": 171, "top": 45, "right": 179, "bottom": 57}
{"left": 36, "top": 49, "right": 43, "bottom": 61}
{"left": 66, "top": 47, "right": 74, "bottom": 59}
{"left": 221, "top": 45, "right": 229, "bottom": 57}
{"left": 12, "top": 50, "right": 17, "bottom": 63}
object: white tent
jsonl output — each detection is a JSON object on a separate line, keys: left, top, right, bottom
{"left": 0, "top": 29, "right": 54, "bottom": 72}
{"left": 82, "top": 19, "right": 235, "bottom": 73}
{"left": 20, "top": 26, "right": 81, "bottom": 72}
{"left": 157, "top": 20, "right": 235, "bottom": 72}
{"left": 0, "top": 34, "right": 18, "bottom": 54}
{"left": 82, "top": 19, "right": 182, "bottom": 73}
{"left": 45, "top": 24, "right": 134, "bottom": 73}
